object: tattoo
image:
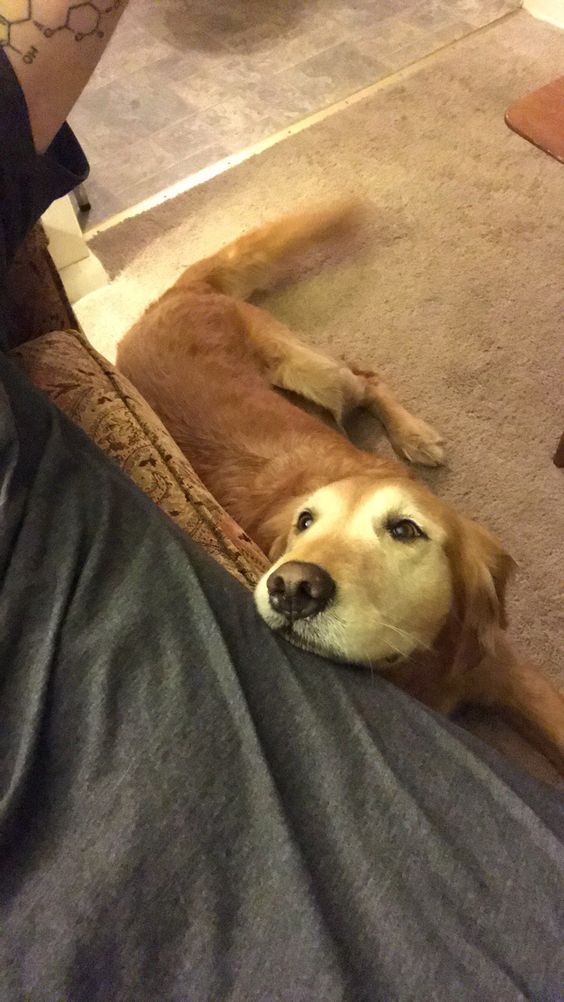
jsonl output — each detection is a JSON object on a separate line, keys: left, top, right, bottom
{"left": 0, "top": 1, "right": 124, "bottom": 60}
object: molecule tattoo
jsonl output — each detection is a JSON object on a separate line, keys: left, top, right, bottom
{"left": 0, "top": 0, "right": 124, "bottom": 61}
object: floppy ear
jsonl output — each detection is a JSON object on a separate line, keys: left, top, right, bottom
{"left": 449, "top": 517, "right": 516, "bottom": 667}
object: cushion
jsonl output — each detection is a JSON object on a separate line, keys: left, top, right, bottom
{"left": 10, "top": 329, "right": 269, "bottom": 590}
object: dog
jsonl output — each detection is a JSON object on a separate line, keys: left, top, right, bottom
{"left": 117, "top": 203, "right": 564, "bottom": 771}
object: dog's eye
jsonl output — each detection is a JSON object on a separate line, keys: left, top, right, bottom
{"left": 297, "top": 510, "right": 314, "bottom": 532}
{"left": 387, "top": 517, "right": 425, "bottom": 542}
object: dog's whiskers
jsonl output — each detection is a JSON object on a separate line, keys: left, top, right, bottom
{"left": 381, "top": 639, "right": 407, "bottom": 660}
{"left": 379, "top": 620, "right": 433, "bottom": 654}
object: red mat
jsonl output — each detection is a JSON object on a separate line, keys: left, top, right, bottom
{"left": 505, "top": 75, "right": 564, "bottom": 164}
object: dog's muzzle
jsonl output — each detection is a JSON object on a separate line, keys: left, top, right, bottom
{"left": 266, "top": 561, "right": 335, "bottom": 622}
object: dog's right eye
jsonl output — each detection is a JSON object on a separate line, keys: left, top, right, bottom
{"left": 297, "top": 510, "right": 314, "bottom": 532}
{"left": 386, "top": 517, "right": 425, "bottom": 542}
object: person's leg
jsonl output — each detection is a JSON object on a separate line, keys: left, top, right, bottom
{"left": 0, "top": 355, "right": 562, "bottom": 1002}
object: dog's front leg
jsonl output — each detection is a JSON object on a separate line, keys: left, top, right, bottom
{"left": 469, "top": 637, "right": 564, "bottom": 773}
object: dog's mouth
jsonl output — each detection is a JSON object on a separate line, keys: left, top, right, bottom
{"left": 264, "top": 606, "right": 409, "bottom": 668}
{"left": 257, "top": 578, "right": 414, "bottom": 665}
{"left": 278, "top": 622, "right": 407, "bottom": 669}
{"left": 278, "top": 623, "right": 339, "bottom": 659}
{"left": 275, "top": 617, "right": 317, "bottom": 642}
{"left": 270, "top": 613, "right": 347, "bottom": 662}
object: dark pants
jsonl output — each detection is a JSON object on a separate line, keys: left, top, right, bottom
{"left": 1, "top": 354, "right": 562, "bottom": 1002}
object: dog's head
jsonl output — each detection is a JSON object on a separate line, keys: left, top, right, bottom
{"left": 254, "top": 476, "right": 514, "bottom": 667}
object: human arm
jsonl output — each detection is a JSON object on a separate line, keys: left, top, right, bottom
{"left": 0, "top": 0, "right": 131, "bottom": 304}
{"left": 1, "top": 0, "right": 129, "bottom": 153}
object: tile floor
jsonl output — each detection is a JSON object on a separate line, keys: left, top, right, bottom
{"left": 70, "top": 0, "right": 520, "bottom": 227}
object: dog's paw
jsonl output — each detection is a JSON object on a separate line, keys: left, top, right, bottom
{"left": 389, "top": 416, "right": 446, "bottom": 467}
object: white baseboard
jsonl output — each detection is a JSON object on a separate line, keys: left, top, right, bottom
{"left": 57, "top": 253, "right": 110, "bottom": 306}
{"left": 42, "top": 194, "right": 108, "bottom": 303}
{"left": 523, "top": 0, "right": 564, "bottom": 27}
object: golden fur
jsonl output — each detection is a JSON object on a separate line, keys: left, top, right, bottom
{"left": 118, "top": 204, "right": 564, "bottom": 772}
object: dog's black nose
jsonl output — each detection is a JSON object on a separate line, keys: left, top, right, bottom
{"left": 267, "top": 561, "right": 335, "bottom": 621}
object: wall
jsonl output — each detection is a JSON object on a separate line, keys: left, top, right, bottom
{"left": 523, "top": 0, "right": 564, "bottom": 27}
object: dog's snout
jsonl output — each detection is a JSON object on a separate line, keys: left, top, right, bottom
{"left": 267, "top": 561, "right": 335, "bottom": 621}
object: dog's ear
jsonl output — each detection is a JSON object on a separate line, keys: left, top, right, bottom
{"left": 448, "top": 517, "right": 516, "bottom": 667}
{"left": 261, "top": 498, "right": 304, "bottom": 563}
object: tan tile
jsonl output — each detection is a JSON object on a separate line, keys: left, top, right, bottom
{"left": 76, "top": 0, "right": 496, "bottom": 225}
{"left": 291, "top": 42, "right": 389, "bottom": 105}
{"left": 114, "top": 143, "right": 229, "bottom": 205}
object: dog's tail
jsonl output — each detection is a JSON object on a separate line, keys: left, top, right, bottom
{"left": 178, "top": 201, "right": 363, "bottom": 300}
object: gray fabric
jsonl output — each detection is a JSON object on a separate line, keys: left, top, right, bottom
{"left": 0, "top": 355, "right": 562, "bottom": 1002}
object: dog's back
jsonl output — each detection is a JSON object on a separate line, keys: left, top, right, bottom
{"left": 117, "top": 203, "right": 370, "bottom": 525}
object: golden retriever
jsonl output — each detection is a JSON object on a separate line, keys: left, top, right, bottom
{"left": 118, "top": 204, "right": 564, "bottom": 770}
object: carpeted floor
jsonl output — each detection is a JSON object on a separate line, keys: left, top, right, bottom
{"left": 78, "top": 11, "right": 564, "bottom": 780}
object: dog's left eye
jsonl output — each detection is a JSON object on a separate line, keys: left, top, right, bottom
{"left": 297, "top": 510, "right": 314, "bottom": 532}
{"left": 386, "top": 517, "right": 425, "bottom": 542}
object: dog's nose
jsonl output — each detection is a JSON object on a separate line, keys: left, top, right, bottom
{"left": 267, "top": 561, "right": 335, "bottom": 621}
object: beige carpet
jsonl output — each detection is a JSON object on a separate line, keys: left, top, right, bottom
{"left": 78, "top": 11, "right": 564, "bottom": 781}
